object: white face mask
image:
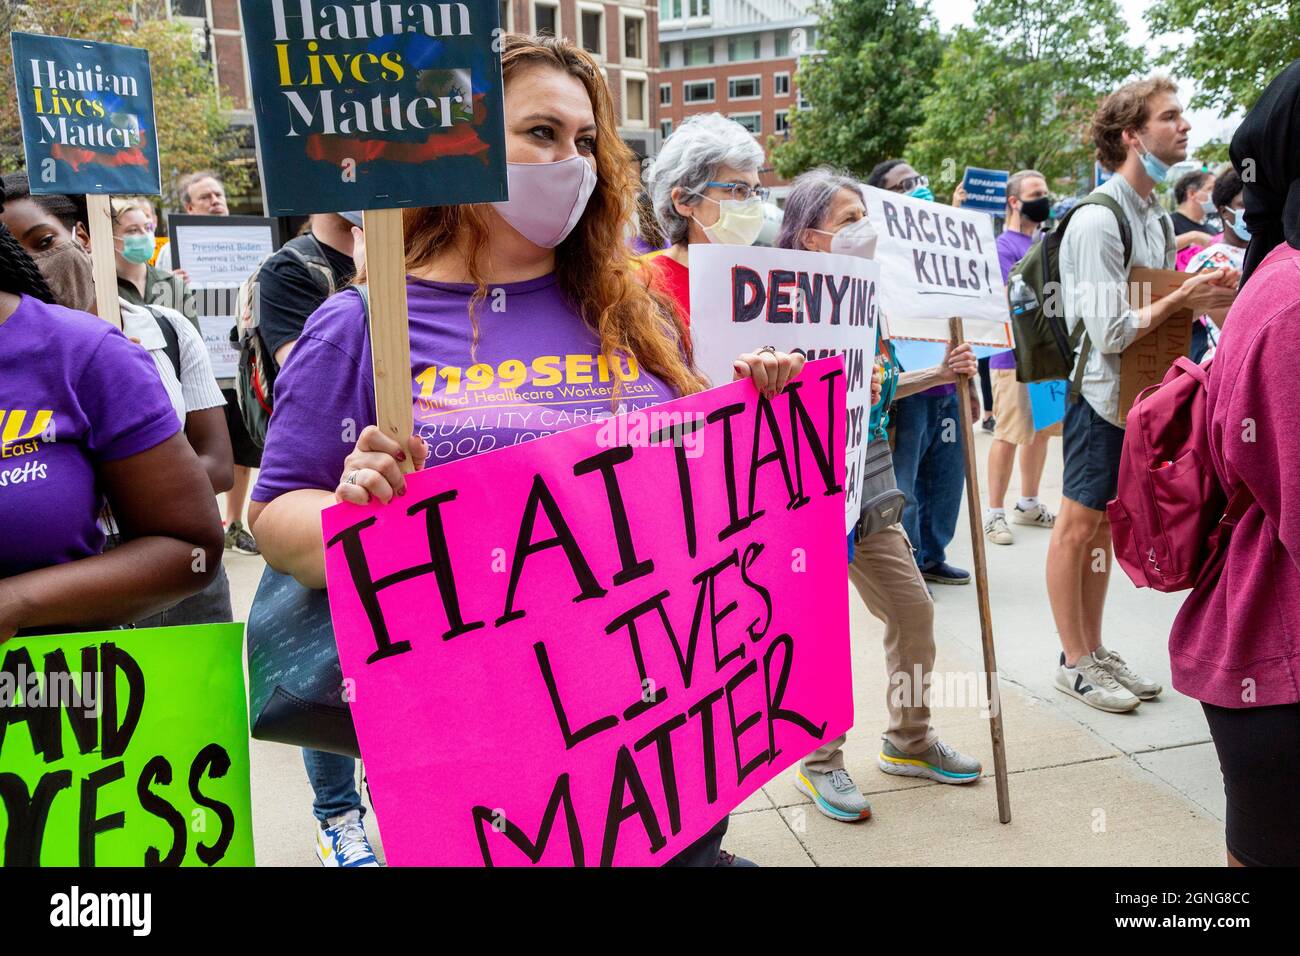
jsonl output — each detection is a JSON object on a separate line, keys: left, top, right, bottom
{"left": 693, "top": 194, "right": 765, "bottom": 246}
{"left": 492, "top": 155, "right": 598, "bottom": 248}
{"left": 810, "top": 217, "right": 878, "bottom": 260}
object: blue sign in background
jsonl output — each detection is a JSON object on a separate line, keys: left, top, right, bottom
{"left": 11, "top": 32, "right": 161, "bottom": 196}
{"left": 1029, "top": 379, "right": 1067, "bottom": 430}
{"left": 241, "top": 1, "right": 508, "bottom": 215}
{"left": 961, "top": 166, "right": 1009, "bottom": 215}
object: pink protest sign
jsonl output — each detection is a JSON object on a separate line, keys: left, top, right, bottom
{"left": 321, "top": 358, "right": 854, "bottom": 866}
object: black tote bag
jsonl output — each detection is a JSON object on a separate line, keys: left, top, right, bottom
{"left": 245, "top": 563, "right": 360, "bottom": 758}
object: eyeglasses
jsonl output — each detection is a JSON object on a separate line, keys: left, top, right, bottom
{"left": 703, "top": 181, "right": 771, "bottom": 203}
{"left": 887, "top": 174, "right": 929, "bottom": 194}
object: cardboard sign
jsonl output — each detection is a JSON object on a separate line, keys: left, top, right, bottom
{"left": 240, "top": 0, "right": 508, "bottom": 215}
{"left": 862, "top": 184, "right": 1012, "bottom": 347}
{"left": 168, "top": 215, "right": 284, "bottom": 385}
{"left": 10, "top": 32, "right": 162, "bottom": 196}
{"left": 961, "top": 167, "right": 1009, "bottom": 216}
{"left": 1118, "top": 268, "right": 1195, "bottom": 425}
{"left": 687, "top": 245, "right": 878, "bottom": 533}
{"left": 321, "top": 359, "right": 854, "bottom": 866}
{"left": 0, "top": 624, "right": 254, "bottom": 866}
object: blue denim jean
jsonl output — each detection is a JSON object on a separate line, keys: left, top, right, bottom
{"left": 303, "top": 749, "right": 363, "bottom": 824}
{"left": 891, "top": 390, "right": 966, "bottom": 569}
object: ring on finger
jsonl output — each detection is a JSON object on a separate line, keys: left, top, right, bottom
{"left": 344, "top": 470, "right": 359, "bottom": 486}
{"left": 757, "top": 344, "right": 778, "bottom": 356}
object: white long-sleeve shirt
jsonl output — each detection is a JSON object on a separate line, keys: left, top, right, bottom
{"left": 1059, "top": 173, "right": 1176, "bottom": 427}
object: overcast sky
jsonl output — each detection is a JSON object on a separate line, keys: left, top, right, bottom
{"left": 928, "top": 0, "right": 1240, "bottom": 152}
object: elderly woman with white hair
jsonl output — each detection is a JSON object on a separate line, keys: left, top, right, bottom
{"left": 775, "top": 166, "right": 984, "bottom": 823}
{"left": 641, "top": 112, "right": 768, "bottom": 324}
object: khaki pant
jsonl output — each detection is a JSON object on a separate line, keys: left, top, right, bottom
{"left": 804, "top": 523, "right": 938, "bottom": 771}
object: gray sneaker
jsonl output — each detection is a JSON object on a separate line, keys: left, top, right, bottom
{"left": 224, "top": 520, "right": 260, "bottom": 555}
{"left": 795, "top": 765, "right": 872, "bottom": 821}
{"left": 1095, "top": 645, "right": 1163, "bottom": 700}
{"left": 877, "top": 738, "right": 981, "bottom": 784}
{"left": 1055, "top": 651, "right": 1141, "bottom": 712}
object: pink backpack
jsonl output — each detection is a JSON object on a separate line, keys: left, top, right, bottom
{"left": 1107, "top": 356, "right": 1254, "bottom": 592}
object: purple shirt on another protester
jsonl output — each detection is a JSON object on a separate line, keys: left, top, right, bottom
{"left": 253, "top": 273, "right": 678, "bottom": 501}
{"left": 990, "top": 228, "right": 1036, "bottom": 370}
{"left": 0, "top": 295, "right": 181, "bottom": 578}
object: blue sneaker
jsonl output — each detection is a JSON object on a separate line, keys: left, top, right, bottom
{"left": 316, "top": 810, "right": 380, "bottom": 867}
{"left": 920, "top": 561, "right": 971, "bottom": 585}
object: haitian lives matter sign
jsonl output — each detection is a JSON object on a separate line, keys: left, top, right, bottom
{"left": 241, "top": 0, "right": 508, "bottom": 214}
{"left": 10, "top": 32, "right": 161, "bottom": 195}
{"left": 321, "top": 360, "right": 854, "bottom": 865}
{"left": 0, "top": 624, "right": 254, "bottom": 866}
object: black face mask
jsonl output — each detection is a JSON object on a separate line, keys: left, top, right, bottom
{"left": 1019, "top": 196, "right": 1052, "bottom": 224}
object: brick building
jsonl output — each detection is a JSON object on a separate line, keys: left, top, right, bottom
{"left": 655, "top": 0, "right": 817, "bottom": 198}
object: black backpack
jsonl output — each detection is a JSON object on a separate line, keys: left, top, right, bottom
{"left": 232, "top": 235, "right": 336, "bottom": 447}
{"left": 1008, "top": 192, "right": 1172, "bottom": 394}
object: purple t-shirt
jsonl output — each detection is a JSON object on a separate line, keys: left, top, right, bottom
{"left": 990, "top": 229, "right": 1036, "bottom": 370}
{"left": 0, "top": 295, "right": 181, "bottom": 578}
{"left": 253, "top": 273, "right": 677, "bottom": 500}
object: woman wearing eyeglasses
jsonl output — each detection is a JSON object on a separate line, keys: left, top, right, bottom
{"left": 642, "top": 113, "right": 771, "bottom": 326}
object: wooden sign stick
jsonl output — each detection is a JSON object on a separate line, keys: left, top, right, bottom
{"left": 85, "top": 193, "right": 122, "bottom": 329}
{"left": 363, "top": 207, "right": 415, "bottom": 475}
{"left": 949, "top": 317, "right": 1011, "bottom": 824}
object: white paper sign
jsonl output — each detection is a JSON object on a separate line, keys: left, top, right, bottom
{"left": 861, "top": 184, "right": 1012, "bottom": 346}
{"left": 173, "top": 221, "right": 278, "bottom": 385}
{"left": 199, "top": 315, "right": 240, "bottom": 381}
{"left": 688, "top": 244, "right": 879, "bottom": 533}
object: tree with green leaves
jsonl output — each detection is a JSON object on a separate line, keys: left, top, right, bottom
{"left": 1, "top": 1, "right": 249, "bottom": 206}
{"left": 771, "top": 0, "right": 944, "bottom": 181}
{"left": 905, "top": 0, "right": 1146, "bottom": 193}
{"left": 1146, "top": 0, "right": 1300, "bottom": 117}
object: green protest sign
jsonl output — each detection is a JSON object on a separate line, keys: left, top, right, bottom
{"left": 0, "top": 623, "right": 254, "bottom": 866}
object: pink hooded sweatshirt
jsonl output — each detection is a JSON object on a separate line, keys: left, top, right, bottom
{"left": 1169, "top": 241, "right": 1300, "bottom": 706}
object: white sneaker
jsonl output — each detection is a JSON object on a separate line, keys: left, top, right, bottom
{"left": 1095, "top": 645, "right": 1163, "bottom": 699}
{"left": 1012, "top": 503, "right": 1056, "bottom": 528}
{"left": 315, "top": 810, "right": 380, "bottom": 867}
{"left": 1055, "top": 652, "right": 1141, "bottom": 713}
{"left": 984, "top": 512, "right": 1013, "bottom": 545}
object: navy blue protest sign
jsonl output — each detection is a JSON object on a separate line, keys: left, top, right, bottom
{"left": 10, "top": 33, "right": 161, "bottom": 196}
{"left": 960, "top": 166, "right": 1009, "bottom": 216}
{"left": 241, "top": 1, "right": 508, "bottom": 215}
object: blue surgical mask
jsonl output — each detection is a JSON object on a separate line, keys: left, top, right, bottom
{"left": 1226, "top": 208, "right": 1251, "bottom": 242}
{"left": 1136, "top": 137, "right": 1170, "bottom": 184}
{"left": 908, "top": 185, "right": 935, "bottom": 202}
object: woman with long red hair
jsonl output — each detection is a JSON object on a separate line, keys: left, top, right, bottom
{"left": 248, "top": 33, "right": 802, "bottom": 866}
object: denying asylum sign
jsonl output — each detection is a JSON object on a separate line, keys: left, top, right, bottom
{"left": 321, "top": 360, "right": 854, "bottom": 865}
{"left": 862, "top": 184, "right": 1012, "bottom": 347}
{"left": 241, "top": 0, "right": 508, "bottom": 214}
{"left": 688, "top": 245, "right": 879, "bottom": 535}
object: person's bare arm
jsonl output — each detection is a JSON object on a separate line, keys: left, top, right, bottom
{"left": 184, "top": 405, "right": 234, "bottom": 494}
{"left": 0, "top": 433, "right": 223, "bottom": 640}
{"left": 273, "top": 339, "right": 297, "bottom": 368}
{"left": 249, "top": 489, "right": 335, "bottom": 589}
{"left": 893, "top": 341, "right": 978, "bottom": 399}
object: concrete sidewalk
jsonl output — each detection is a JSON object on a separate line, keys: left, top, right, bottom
{"left": 224, "top": 427, "right": 1227, "bottom": 866}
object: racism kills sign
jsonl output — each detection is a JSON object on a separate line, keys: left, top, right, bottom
{"left": 241, "top": 0, "right": 508, "bottom": 214}
{"left": 321, "top": 360, "right": 855, "bottom": 865}
{"left": 10, "top": 33, "right": 161, "bottom": 196}
{"left": 862, "top": 184, "right": 1011, "bottom": 346}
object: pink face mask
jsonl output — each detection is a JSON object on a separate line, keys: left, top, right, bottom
{"left": 491, "top": 156, "right": 598, "bottom": 248}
